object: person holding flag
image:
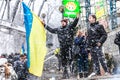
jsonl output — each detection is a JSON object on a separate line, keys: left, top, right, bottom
{"left": 44, "top": 14, "right": 80, "bottom": 79}
{"left": 20, "top": 43, "right": 25, "bottom": 54}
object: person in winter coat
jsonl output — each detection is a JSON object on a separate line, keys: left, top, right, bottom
{"left": 87, "top": 14, "right": 109, "bottom": 77}
{"left": 0, "top": 58, "right": 18, "bottom": 80}
{"left": 14, "top": 54, "right": 28, "bottom": 80}
{"left": 74, "top": 30, "right": 88, "bottom": 78}
{"left": 114, "top": 31, "right": 120, "bottom": 54}
{"left": 44, "top": 14, "right": 80, "bottom": 79}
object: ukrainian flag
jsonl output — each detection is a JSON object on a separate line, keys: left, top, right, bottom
{"left": 20, "top": 43, "right": 25, "bottom": 54}
{"left": 22, "top": 2, "right": 47, "bottom": 77}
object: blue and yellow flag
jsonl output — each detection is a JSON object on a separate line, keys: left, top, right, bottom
{"left": 20, "top": 43, "right": 25, "bottom": 54}
{"left": 22, "top": 2, "right": 47, "bottom": 77}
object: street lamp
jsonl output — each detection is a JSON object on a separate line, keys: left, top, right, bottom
{"left": 38, "top": 0, "right": 47, "bottom": 17}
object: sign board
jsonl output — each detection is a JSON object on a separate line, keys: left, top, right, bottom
{"left": 62, "top": 0, "right": 81, "bottom": 18}
{"left": 95, "top": 0, "right": 105, "bottom": 19}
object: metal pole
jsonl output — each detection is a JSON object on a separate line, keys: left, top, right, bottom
{"left": 47, "top": 6, "right": 56, "bottom": 24}
{"left": 1, "top": 1, "right": 7, "bottom": 21}
{"left": 109, "top": 0, "right": 117, "bottom": 30}
{"left": 85, "top": 0, "right": 91, "bottom": 27}
{"left": 11, "top": 0, "right": 20, "bottom": 22}
{"left": 32, "top": 0, "right": 35, "bottom": 11}
{"left": 38, "top": 0, "right": 47, "bottom": 17}
{"left": 7, "top": 0, "right": 10, "bottom": 20}
{"left": 0, "top": 0, "right": 4, "bottom": 13}
{"left": 28, "top": 0, "right": 32, "bottom": 7}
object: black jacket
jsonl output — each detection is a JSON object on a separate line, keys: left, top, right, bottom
{"left": 114, "top": 31, "right": 120, "bottom": 46}
{"left": 45, "top": 18, "right": 79, "bottom": 47}
{"left": 87, "top": 22, "right": 107, "bottom": 46}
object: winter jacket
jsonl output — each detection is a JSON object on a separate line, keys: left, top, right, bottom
{"left": 114, "top": 31, "right": 120, "bottom": 46}
{"left": 45, "top": 18, "right": 79, "bottom": 47}
{"left": 114, "top": 31, "right": 120, "bottom": 52}
{"left": 87, "top": 22, "right": 107, "bottom": 47}
{"left": 74, "top": 36, "right": 87, "bottom": 54}
{"left": 74, "top": 36, "right": 85, "bottom": 46}
{"left": 14, "top": 60, "right": 28, "bottom": 79}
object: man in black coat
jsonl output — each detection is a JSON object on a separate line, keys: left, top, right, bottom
{"left": 114, "top": 31, "right": 120, "bottom": 54}
{"left": 44, "top": 14, "right": 79, "bottom": 78}
{"left": 87, "top": 14, "right": 109, "bottom": 77}
{"left": 14, "top": 54, "right": 28, "bottom": 80}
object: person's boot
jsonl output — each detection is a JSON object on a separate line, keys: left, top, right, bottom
{"left": 79, "top": 73, "right": 83, "bottom": 78}
{"left": 104, "top": 72, "right": 110, "bottom": 76}
{"left": 77, "top": 73, "right": 80, "bottom": 80}
{"left": 84, "top": 72, "right": 88, "bottom": 78}
{"left": 88, "top": 72, "right": 96, "bottom": 78}
{"left": 62, "top": 67, "right": 69, "bottom": 79}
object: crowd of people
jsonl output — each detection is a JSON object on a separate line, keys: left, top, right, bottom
{"left": 0, "top": 13, "right": 120, "bottom": 80}
{"left": 0, "top": 53, "right": 28, "bottom": 80}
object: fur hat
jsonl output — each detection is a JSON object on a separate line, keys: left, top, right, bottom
{"left": 0, "top": 58, "right": 8, "bottom": 66}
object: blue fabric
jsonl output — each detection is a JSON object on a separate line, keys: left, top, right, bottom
{"left": 22, "top": 43, "right": 25, "bottom": 54}
{"left": 74, "top": 36, "right": 87, "bottom": 54}
{"left": 74, "top": 36, "right": 84, "bottom": 45}
{"left": 74, "top": 36, "right": 88, "bottom": 72}
{"left": 22, "top": 2, "right": 33, "bottom": 68}
{"left": 77, "top": 53, "right": 88, "bottom": 72}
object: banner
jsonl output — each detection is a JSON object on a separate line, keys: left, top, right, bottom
{"left": 62, "top": 0, "right": 81, "bottom": 18}
{"left": 22, "top": 2, "right": 47, "bottom": 77}
{"left": 95, "top": 0, "right": 105, "bottom": 19}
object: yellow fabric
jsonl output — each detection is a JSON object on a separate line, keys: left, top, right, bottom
{"left": 20, "top": 49, "right": 22, "bottom": 54}
{"left": 54, "top": 48, "right": 60, "bottom": 55}
{"left": 29, "top": 12, "right": 47, "bottom": 77}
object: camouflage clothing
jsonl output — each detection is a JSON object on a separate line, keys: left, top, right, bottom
{"left": 45, "top": 18, "right": 79, "bottom": 79}
{"left": 87, "top": 22, "right": 108, "bottom": 75}
{"left": 14, "top": 60, "right": 28, "bottom": 80}
{"left": 114, "top": 31, "right": 120, "bottom": 54}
